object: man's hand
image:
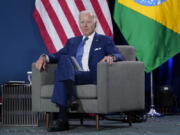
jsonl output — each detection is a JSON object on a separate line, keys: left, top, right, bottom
{"left": 35, "top": 55, "right": 47, "bottom": 71}
{"left": 101, "top": 55, "right": 115, "bottom": 64}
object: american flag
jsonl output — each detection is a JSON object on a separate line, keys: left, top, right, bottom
{"left": 33, "top": 0, "right": 113, "bottom": 53}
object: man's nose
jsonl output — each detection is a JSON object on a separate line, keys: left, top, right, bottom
{"left": 84, "top": 23, "right": 88, "bottom": 27}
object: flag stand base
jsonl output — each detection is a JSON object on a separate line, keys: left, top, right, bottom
{"left": 147, "top": 106, "right": 161, "bottom": 117}
{"left": 147, "top": 72, "right": 161, "bottom": 117}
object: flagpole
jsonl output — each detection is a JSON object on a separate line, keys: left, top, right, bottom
{"left": 147, "top": 72, "right": 161, "bottom": 117}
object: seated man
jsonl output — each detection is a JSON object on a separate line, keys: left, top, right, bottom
{"left": 35, "top": 10, "right": 124, "bottom": 132}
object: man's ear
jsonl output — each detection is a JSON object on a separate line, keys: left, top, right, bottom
{"left": 94, "top": 22, "right": 97, "bottom": 28}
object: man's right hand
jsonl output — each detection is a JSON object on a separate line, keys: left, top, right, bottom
{"left": 35, "top": 55, "right": 47, "bottom": 71}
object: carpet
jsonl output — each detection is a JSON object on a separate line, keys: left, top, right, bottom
{"left": 0, "top": 115, "right": 180, "bottom": 135}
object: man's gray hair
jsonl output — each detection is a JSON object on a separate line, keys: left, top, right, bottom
{"left": 79, "top": 10, "right": 97, "bottom": 23}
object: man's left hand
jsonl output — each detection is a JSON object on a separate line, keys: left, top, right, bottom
{"left": 101, "top": 56, "right": 115, "bottom": 64}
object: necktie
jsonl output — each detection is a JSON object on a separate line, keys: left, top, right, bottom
{"left": 76, "top": 37, "right": 88, "bottom": 68}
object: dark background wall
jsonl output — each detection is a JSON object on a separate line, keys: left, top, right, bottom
{"left": 0, "top": 0, "right": 180, "bottom": 110}
{"left": 0, "top": 0, "right": 48, "bottom": 83}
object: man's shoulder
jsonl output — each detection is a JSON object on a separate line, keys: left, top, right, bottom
{"left": 65, "top": 36, "right": 82, "bottom": 47}
{"left": 67, "top": 33, "right": 112, "bottom": 41}
{"left": 68, "top": 36, "right": 82, "bottom": 41}
{"left": 95, "top": 33, "right": 112, "bottom": 38}
{"left": 95, "top": 33, "right": 112, "bottom": 42}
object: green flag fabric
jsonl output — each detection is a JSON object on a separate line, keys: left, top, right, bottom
{"left": 113, "top": 0, "right": 180, "bottom": 72}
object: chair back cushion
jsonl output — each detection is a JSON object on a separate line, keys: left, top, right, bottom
{"left": 117, "top": 45, "right": 136, "bottom": 61}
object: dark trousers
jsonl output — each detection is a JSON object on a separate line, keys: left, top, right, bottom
{"left": 51, "top": 55, "right": 94, "bottom": 107}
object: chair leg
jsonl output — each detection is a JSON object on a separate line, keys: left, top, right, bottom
{"left": 127, "top": 112, "right": 132, "bottom": 126}
{"left": 80, "top": 114, "right": 84, "bottom": 125}
{"left": 80, "top": 117, "right": 84, "bottom": 125}
{"left": 96, "top": 114, "right": 100, "bottom": 129}
{"left": 45, "top": 112, "right": 50, "bottom": 128}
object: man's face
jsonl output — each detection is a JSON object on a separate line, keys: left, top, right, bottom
{"left": 79, "top": 13, "right": 96, "bottom": 36}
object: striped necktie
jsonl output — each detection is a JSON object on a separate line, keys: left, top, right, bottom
{"left": 76, "top": 37, "right": 89, "bottom": 68}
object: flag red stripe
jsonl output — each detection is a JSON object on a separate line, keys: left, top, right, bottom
{"left": 42, "top": 0, "right": 67, "bottom": 46}
{"left": 90, "top": 0, "right": 112, "bottom": 36}
{"left": 74, "top": 0, "right": 86, "bottom": 11}
{"left": 33, "top": 8, "right": 56, "bottom": 53}
{"left": 58, "top": 0, "right": 81, "bottom": 36}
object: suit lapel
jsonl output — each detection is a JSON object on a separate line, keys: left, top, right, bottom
{"left": 88, "top": 33, "right": 99, "bottom": 61}
{"left": 73, "top": 36, "right": 83, "bottom": 56}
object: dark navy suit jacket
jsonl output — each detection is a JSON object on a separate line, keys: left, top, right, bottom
{"left": 48, "top": 33, "right": 124, "bottom": 83}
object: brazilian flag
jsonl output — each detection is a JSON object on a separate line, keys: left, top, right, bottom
{"left": 114, "top": 0, "right": 180, "bottom": 72}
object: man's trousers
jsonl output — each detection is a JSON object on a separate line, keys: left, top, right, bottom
{"left": 51, "top": 55, "right": 94, "bottom": 107}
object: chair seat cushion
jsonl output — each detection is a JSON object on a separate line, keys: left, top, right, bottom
{"left": 76, "top": 84, "right": 97, "bottom": 99}
{"left": 40, "top": 84, "right": 97, "bottom": 99}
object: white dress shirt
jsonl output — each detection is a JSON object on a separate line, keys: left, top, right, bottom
{"left": 81, "top": 32, "right": 95, "bottom": 71}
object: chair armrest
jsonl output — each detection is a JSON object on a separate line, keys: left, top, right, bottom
{"left": 97, "top": 61, "right": 145, "bottom": 113}
{"left": 32, "top": 63, "right": 57, "bottom": 111}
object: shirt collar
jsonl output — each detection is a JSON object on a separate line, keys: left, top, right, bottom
{"left": 83, "top": 32, "right": 95, "bottom": 41}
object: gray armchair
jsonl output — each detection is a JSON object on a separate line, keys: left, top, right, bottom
{"left": 32, "top": 45, "right": 145, "bottom": 129}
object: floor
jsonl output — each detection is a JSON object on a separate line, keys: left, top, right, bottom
{"left": 0, "top": 115, "right": 180, "bottom": 135}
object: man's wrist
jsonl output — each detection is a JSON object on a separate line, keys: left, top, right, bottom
{"left": 112, "top": 56, "right": 116, "bottom": 61}
{"left": 109, "top": 55, "right": 116, "bottom": 61}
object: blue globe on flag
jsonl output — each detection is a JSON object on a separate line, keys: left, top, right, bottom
{"left": 134, "top": 0, "right": 166, "bottom": 6}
